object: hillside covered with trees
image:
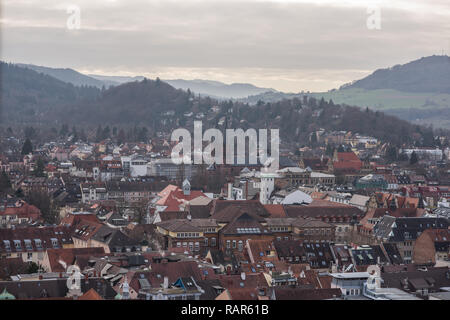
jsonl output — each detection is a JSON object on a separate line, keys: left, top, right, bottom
{"left": 1, "top": 63, "right": 446, "bottom": 148}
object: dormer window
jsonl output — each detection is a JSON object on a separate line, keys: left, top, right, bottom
{"left": 34, "top": 239, "right": 42, "bottom": 249}
{"left": 13, "top": 240, "right": 21, "bottom": 251}
{"left": 3, "top": 240, "right": 11, "bottom": 251}
{"left": 24, "top": 239, "right": 32, "bottom": 250}
{"left": 50, "top": 238, "right": 59, "bottom": 248}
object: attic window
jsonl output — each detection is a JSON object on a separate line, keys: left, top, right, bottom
{"left": 50, "top": 238, "right": 59, "bottom": 248}
{"left": 24, "top": 239, "right": 32, "bottom": 250}
{"left": 3, "top": 240, "right": 11, "bottom": 251}
{"left": 34, "top": 239, "right": 42, "bottom": 248}
{"left": 13, "top": 240, "right": 21, "bottom": 250}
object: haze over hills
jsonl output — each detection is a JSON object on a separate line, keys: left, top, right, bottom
{"left": 4, "top": 55, "right": 450, "bottom": 128}
{"left": 0, "top": 62, "right": 443, "bottom": 148}
{"left": 7, "top": 63, "right": 277, "bottom": 99}
{"left": 239, "top": 55, "right": 450, "bottom": 128}
{"left": 16, "top": 63, "right": 109, "bottom": 89}
{"left": 163, "top": 79, "right": 276, "bottom": 99}
{"left": 88, "top": 75, "right": 277, "bottom": 99}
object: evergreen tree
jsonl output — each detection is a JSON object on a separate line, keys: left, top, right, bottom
{"left": 409, "top": 151, "right": 419, "bottom": 165}
{"left": 71, "top": 126, "right": 78, "bottom": 141}
{"left": 21, "top": 138, "right": 33, "bottom": 155}
{"left": 27, "top": 190, "right": 58, "bottom": 224}
{"left": 59, "top": 124, "right": 69, "bottom": 137}
{"left": 0, "top": 171, "right": 12, "bottom": 193}
{"left": 96, "top": 125, "right": 103, "bottom": 142}
{"left": 117, "top": 129, "right": 126, "bottom": 145}
{"left": 325, "top": 143, "right": 333, "bottom": 156}
{"left": 385, "top": 146, "right": 398, "bottom": 163}
{"left": 103, "top": 126, "right": 111, "bottom": 139}
{"left": 34, "top": 158, "right": 46, "bottom": 177}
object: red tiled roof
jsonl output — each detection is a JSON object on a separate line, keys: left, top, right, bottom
{"left": 46, "top": 247, "right": 106, "bottom": 272}
{"left": 0, "top": 203, "right": 41, "bottom": 220}
{"left": 78, "top": 288, "right": 103, "bottom": 300}
{"left": 310, "top": 199, "right": 352, "bottom": 207}
{"left": 218, "top": 273, "right": 269, "bottom": 289}
{"left": 421, "top": 229, "right": 450, "bottom": 242}
{"left": 336, "top": 152, "right": 360, "bottom": 162}
{"left": 263, "top": 204, "right": 287, "bottom": 218}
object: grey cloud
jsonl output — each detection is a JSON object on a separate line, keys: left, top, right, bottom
{"left": 1, "top": 0, "right": 449, "bottom": 91}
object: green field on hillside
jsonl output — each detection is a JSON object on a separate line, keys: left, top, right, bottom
{"left": 309, "top": 88, "right": 450, "bottom": 110}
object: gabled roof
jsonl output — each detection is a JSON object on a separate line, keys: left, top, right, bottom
{"left": 78, "top": 288, "right": 103, "bottom": 300}
{"left": 220, "top": 212, "right": 270, "bottom": 236}
{"left": 382, "top": 267, "right": 450, "bottom": 292}
{"left": 46, "top": 247, "right": 106, "bottom": 272}
{"left": 263, "top": 204, "right": 287, "bottom": 218}
{"left": 284, "top": 205, "right": 364, "bottom": 219}
{"left": 271, "top": 287, "right": 342, "bottom": 300}
{"left": 211, "top": 200, "right": 270, "bottom": 223}
{"left": 374, "top": 216, "right": 449, "bottom": 242}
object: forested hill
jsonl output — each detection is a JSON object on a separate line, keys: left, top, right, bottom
{"left": 0, "top": 62, "right": 100, "bottom": 124}
{"left": 342, "top": 55, "right": 450, "bottom": 93}
{"left": 0, "top": 63, "right": 445, "bottom": 147}
{"left": 16, "top": 63, "right": 110, "bottom": 88}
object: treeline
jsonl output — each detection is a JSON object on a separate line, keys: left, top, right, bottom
{"left": 0, "top": 62, "right": 100, "bottom": 124}
{"left": 2, "top": 63, "right": 448, "bottom": 148}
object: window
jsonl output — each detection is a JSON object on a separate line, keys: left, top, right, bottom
{"left": 24, "top": 239, "right": 32, "bottom": 251}
{"left": 194, "top": 242, "right": 199, "bottom": 251}
{"left": 177, "top": 242, "right": 181, "bottom": 248}
{"left": 34, "top": 239, "right": 42, "bottom": 249}
{"left": 13, "top": 240, "right": 21, "bottom": 250}
{"left": 204, "top": 238, "right": 208, "bottom": 246}
{"left": 211, "top": 238, "right": 216, "bottom": 247}
{"left": 3, "top": 240, "right": 11, "bottom": 251}
{"left": 27, "top": 252, "right": 33, "bottom": 260}
{"left": 238, "top": 240, "right": 243, "bottom": 251}
{"left": 226, "top": 240, "right": 231, "bottom": 249}
{"left": 50, "top": 238, "right": 59, "bottom": 248}
{"left": 188, "top": 242, "right": 193, "bottom": 251}
{"left": 232, "top": 240, "right": 236, "bottom": 249}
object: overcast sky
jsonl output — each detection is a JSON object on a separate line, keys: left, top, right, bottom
{"left": 1, "top": 0, "right": 449, "bottom": 92}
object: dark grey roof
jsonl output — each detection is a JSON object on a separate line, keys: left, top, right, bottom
{"left": 0, "top": 278, "right": 116, "bottom": 299}
{"left": 381, "top": 267, "right": 450, "bottom": 293}
{"left": 382, "top": 243, "right": 404, "bottom": 265}
{"left": 374, "top": 216, "right": 449, "bottom": 242}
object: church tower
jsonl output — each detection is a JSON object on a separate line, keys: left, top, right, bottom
{"left": 182, "top": 179, "right": 191, "bottom": 196}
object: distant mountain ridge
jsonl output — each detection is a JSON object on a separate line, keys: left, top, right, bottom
{"left": 163, "top": 79, "right": 276, "bottom": 99}
{"left": 341, "top": 55, "right": 450, "bottom": 93}
{"left": 16, "top": 63, "right": 109, "bottom": 88}
{"left": 11, "top": 62, "right": 277, "bottom": 99}
{"left": 1, "top": 62, "right": 444, "bottom": 148}
{"left": 88, "top": 75, "right": 277, "bottom": 99}
{"left": 5, "top": 55, "right": 450, "bottom": 128}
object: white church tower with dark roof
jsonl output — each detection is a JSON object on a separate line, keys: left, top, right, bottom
{"left": 182, "top": 179, "right": 191, "bottom": 196}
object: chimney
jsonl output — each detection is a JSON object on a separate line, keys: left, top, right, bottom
{"left": 245, "top": 181, "right": 249, "bottom": 200}
{"left": 163, "top": 276, "right": 169, "bottom": 289}
{"left": 227, "top": 183, "right": 232, "bottom": 199}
